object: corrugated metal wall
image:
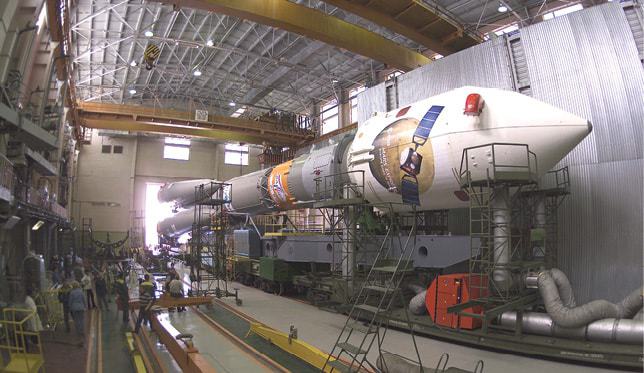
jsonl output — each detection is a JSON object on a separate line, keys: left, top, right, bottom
{"left": 355, "top": 2, "right": 643, "bottom": 303}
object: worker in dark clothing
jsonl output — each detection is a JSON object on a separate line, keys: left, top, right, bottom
{"left": 134, "top": 274, "right": 156, "bottom": 333}
{"left": 115, "top": 274, "right": 129, "bottom": 323}
{"left": 57, "top": 280, "right": 72, "bottom": 332}
{"left": 94, "top": 273, "right": 109, "bottom": 310}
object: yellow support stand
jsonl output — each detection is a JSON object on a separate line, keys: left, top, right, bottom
{"left": 0, "top": 308, "right": 45, "bottom": 373}
{"left": 126, "top": 332, "right": 147, "bottom": 373}
{"left": 246, "top": 322, "right": 337, "bottom": 372}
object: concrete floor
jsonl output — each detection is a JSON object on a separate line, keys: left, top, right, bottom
{"left": 213, "top": 281, "right": 629, "bottom": 373}
{"left": 159, "top": 310, "right": 276, "bottom": 372}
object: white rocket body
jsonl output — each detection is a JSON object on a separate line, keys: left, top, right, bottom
{"left": 346, "top": 86, "right": 591, "bottom": 210}
{"left": 158, "top": 86, "right": 591, "bottom": 236}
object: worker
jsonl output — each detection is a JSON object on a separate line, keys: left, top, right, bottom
{"left": 115, "top": 273, "right": 130, "bottom": 323}
{"left": 168, "top": 275, "right": 186, "bottom": 312}
{"left": 94, "top": 273, "right": 109, "bottom": 310}
{"left": 24, "top": 288, "right": 43, "bottom": 333}
{"left": 68, "top": 281, "right": 86, "bottom": 342}
{"left": 134, "top": 274, "right": 156, "bottom": 333}
{"left": 57, "top": 280, "right": 72, "bottom": 332}
{"left": 81, "top": 271, "right": 96, "bottom": 309}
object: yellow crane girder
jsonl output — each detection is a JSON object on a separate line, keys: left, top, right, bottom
{"left": 78, "top": 102, "right": 311, "bottom": 146}
{"left": 157, "top": 0, "right": 430, "bottom": 71}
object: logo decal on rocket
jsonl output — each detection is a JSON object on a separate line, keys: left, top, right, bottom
{"left": 369, "top": 106, "right": 444, "bottom": 204}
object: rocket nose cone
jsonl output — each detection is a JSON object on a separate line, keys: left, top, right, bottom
{"left": 586, "top": 120, "right": 593, "bottom": 134}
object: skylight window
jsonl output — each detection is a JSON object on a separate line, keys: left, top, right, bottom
{"left": 543, "top": 4, "right": 583, "bottom": 20}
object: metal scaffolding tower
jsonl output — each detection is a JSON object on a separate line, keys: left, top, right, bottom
{"left": 318, "top": 171, "right": 423, "bottom": 372}
{"left": 190, "top": 181, "right": 235, "bottom": 299}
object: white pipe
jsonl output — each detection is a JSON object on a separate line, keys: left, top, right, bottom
{"left": 499, "top": 311, "right": 643, "bottom": 345}
{"left": 492, "top": 187, "right": 511, "bottom": 292}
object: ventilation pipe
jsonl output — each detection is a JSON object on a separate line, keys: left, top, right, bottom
{"left": 499, "top": 311, "right": 643, "bottom": 344}
{"left": 407, "top": 284, "right": 427, "bottom": 315}
{"left": 537, "top": 268, "right": 642, "bottom": 328}
{"left": 492, "top": 187, "right": 512, "bottom": 292}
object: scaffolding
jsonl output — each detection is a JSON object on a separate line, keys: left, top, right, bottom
{"left": 190, "top": 181, "right": 236, "bottom": 299}
{"left": 317, "top": 171, "right": 423, "bottom": 372}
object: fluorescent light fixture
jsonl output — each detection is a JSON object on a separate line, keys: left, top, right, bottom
{"left": 332, "top": 79, "right": 339, "bottom": 83}
{"left": 129, "top": 89, "right": 137, "bottom": 94}
{"left": 32, "top": 220, "right": 45, "bottom": 231}
{"left": 193, "top": 70, "right": 202, "bottom": 77}
{"left": 498, "top": 3, "right": 508, "bottom": 12}
{"left": 433, "top": 54, "right": 444, "bottom": 60}
{"left": 144, "top": 30, "right": 153, "bottom": 37}
{"left": 130, "top": 60, "right": 137, "bottom": 67}
{"left": 228, "top": 101, "right": 236, "bottom": 107}
{"left": 206, "top": 39, "right": 214, "bottom": 47}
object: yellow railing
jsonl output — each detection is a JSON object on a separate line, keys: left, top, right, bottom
{"left": 0, "top": 308, "right": 45, "bottom": 373}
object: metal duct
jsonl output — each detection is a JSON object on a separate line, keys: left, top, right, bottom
{"left": 538, "top": 268, "right": 643, "bottom": 328}
{"left": 499, "top": 311, "right": 643, "bottom": 345}
{"left": 407, "top": 284, "right": 427, "bottom": 315}
{"left": 492, "top": 187, "right": 511, "bottom": 292}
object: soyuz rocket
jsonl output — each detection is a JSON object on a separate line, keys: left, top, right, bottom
{"left": 158, "top": 86, "right": 591, "bottom": 237}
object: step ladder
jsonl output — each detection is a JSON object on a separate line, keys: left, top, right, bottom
{"left": 323, "top": 206, "right": 424, "bottom": 372}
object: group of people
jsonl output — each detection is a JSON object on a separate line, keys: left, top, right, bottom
{"left": 50, "top": 259, "right": 189, "bottom": 344}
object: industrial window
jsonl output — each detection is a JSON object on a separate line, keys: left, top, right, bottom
{"left": 224, "top": 144, "right": 249, "bottom": 165}
{"left": 321, "top": 99, "right": 339, "bottom": 135}
{"left": 101, "top": 145, "right": 112, "bottom": 154}
{"left": 349, "top": 85, "right": 365, "bottom": 124}
{"left": 113, "top": 145, "right": 123, "bottom": 154}
{"left": 163, "top": 137, "right": 190, "bottom": 161}
{"left": 542, "top": 4, "right": 583, "bottom": 20}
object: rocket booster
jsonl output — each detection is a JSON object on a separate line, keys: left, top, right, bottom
{"left": 159, "top": 86, "right": 591, "bottom": 235}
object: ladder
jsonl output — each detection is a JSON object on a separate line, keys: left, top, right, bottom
{"left": 323, "top": 206, "right": 424, "bottom": 372}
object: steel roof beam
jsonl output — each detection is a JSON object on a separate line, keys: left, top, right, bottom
{"left": 77, "top": 102, "right": 312, "bottom": 145}
{"left": 154, "top": 0, "right": 429, "bottom": 71}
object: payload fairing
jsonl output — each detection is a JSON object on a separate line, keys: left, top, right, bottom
{"left": 159, "top": 86, "right": 591, "bottom": 235}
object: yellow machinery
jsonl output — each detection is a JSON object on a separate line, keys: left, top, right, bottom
{"left": 0, "top": 308, "right": 45, "bottom": 373}
{"left": 247, "top": 321, "right": 338, "bottom": 372}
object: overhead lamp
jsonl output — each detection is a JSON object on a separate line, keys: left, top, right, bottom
{"left": 144, "top": 30, "right": 153, "bottom": 37}
{"left": 130, "top": 60, "right": 137, "bottom": 67}
{"left": 498, "top": 3, "right": 508, "bottom": 12}
{"left": 193, "top": 70, "right": 202, "bottom": 77}
{"left": 206, "top": 39, "right": 214, "bottom": 47}
{"left": 332, "top": 79, "right": 339, "bottom": 83}
{"left": 129, "top": 89, "right": 137, "bottom": 94}
{"left": 228, "top": 101, "right": 236, "bottom": 107}
{"left": 32, "top": 220, "right": 45, "bottom": 231}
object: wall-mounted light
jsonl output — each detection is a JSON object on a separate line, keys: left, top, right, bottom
{"left": 32, "top": 220, "right": 45, "bottom": 231}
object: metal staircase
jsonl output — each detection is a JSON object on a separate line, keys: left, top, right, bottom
{"left": 322, "top": 205, "right": 424, "bottom": 372}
